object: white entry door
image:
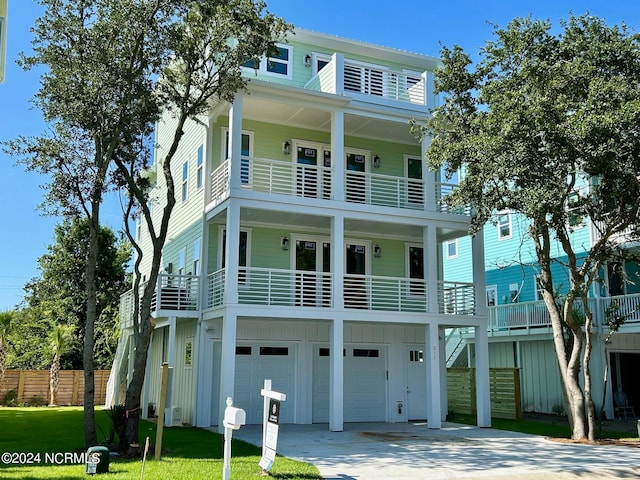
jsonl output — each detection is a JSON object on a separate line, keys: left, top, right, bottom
{"left": 406, "top": 346, "right": 427, "bottom": 420}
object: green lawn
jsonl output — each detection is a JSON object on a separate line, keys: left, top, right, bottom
{"left": 452, "top": 412, "right": 637, "bottom": 440}
{"left": 0, "top": 407, "right": 322, "bottom": 479}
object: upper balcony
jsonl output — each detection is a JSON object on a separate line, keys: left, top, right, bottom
{"left": 304, "top": 53, "right": 430, "bottom": 110}
{"left": 209, "top": 157, "right": 469, "bottom": 215}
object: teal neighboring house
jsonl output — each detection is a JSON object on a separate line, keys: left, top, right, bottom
{"left": 444, "top": 193, "right": 640, "bottom": 419}
{"left": 108, "top": 27, "right": 492, "bottom": 432}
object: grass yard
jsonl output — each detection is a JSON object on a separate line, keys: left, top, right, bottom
{"left": 0, "top": 407, "right": 322, "bottom": 479}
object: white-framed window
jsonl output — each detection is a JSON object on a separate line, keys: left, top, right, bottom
{"left": 184, "top": 339, "right": 193, "bottom": 367}
{"left": 193, "top": 238, "right": 201, "bottom": 276}
{"left": 509, "top": 283, "right": 519, "bottom": 303}
{"left": 567, "top": 189, "right": 585, "bottom": 228}
{"left": 535, "top": 274, "right": 544, "bottom": 301}
{"left": 497, "top": 211, "right": 512, "bottom": 240}
{"left": 220, "top": 227, "right": 251, "bottom": 285}
{"left": 446, "top": 239, "right": 458, "bottom": 259}
{"left": 222, "top": 128, "right": 254, "bottom": 184}
{"left": 312, "top": 53, "right": 332, "bottom": 76}
{"left": 181, "top": 160, "right": 189, "bottom": 202}
{"left": 486, "top": 285, "right": 497, "bottom": 307}
{"left": 406, "top": 243, "right": 425, "bottom": 296}
{"left": 242, "top": 43, "right": 293, "bottom": 79}
{"left": 196, "top": 144, "right": 204, "bottom": 191}
{"left": 177, "top": 248, "right": 186, "bottom": 276}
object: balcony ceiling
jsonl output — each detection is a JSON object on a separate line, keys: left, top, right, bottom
{"left": 241, "top": 94, "right": 420, "bottom": 146}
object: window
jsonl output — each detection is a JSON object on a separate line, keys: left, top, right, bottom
{"left": 260, "top": 346, "right": 289, "bottom": 356}
{"left": 509, "top": 283, "right": 519, "bottom": 303}
{"left": 353, "top": 348, "right": 379, "bottom": 358}
{"left": 242, "top": 44, "right": 293, "bottom": 79}
{"left": 184, "top": 340, "right": 193, "bottom": 367}
{"left": 221, "top": 229, "right": 249, "bottom": 284}
{"left": 407, "top": 245, "right": 425, "bottom": 296}
{"left": 446, "top": 239, "right": 458, "bottom": 259}
{"left": 196, "top": 145, "right": 204, "bottom": 190}
{"left": 181, "top": 161, "right": 189, "bottom": 202}
{"left": 223, "top": 129, "right": 253, "bottom": 184}
{"left": 486, "top": 285, "right": 497, "bottom": 307}
{"left": 313, "top": 54, "right": 331, "bottom": 75}
{"left": 236, "top": 346, "right": 252, "bottom": 355}
{"left": 409, "top": 350, "right": 424, "bottom": 362}
{"left": 497, "top": 212, "right": 512, "bottom": 240}
{"left": 193, "top": 238, "right": 201, "bottom": 276}
{"left": 567, "top": 190, "right": 584, "bottom": 227}
{"left": 535, "top": 275, "right": 544, "bottom": 301}
{"left": 178, "top": 248, "right": 186, "bottom": 276}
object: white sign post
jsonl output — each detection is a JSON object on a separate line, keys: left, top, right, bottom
{"left": 259, "top": 379, "right": 286, "bottom": 472}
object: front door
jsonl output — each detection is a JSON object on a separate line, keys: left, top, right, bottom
{"left": 345, "top": 243, "right": 368, "bottom": 308}
{"left": 295, "top": 239, "right": 330, "bottom": 306}
{"left": 406, "top": 156, "right": 423, "bottom": 206}
{"left": 346, "top": 153, "right": 367, "bottom": 203}
{"left": 406, "top": 346, "right": 427, "bottom": 420}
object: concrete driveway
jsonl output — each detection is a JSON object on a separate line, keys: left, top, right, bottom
{"left": 233, "top": 421, "right": 640, "bottom": 479}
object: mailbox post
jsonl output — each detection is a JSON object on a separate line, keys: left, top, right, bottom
{"left": 222, "top": 397, "right": 246, "bottom": 480}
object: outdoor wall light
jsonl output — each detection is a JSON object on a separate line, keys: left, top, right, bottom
{"left": 373, "top": 155, "right": 381, "bottom": 168}
{"left": 283, "top": 141, "right": 291, "bottom": 155}
{"left": 374, "top": 244, "right": 381, "bottom": 258}
{"left": 281, "top": 236, "right": 289, "bottom": 251}
{"left": 304, "top": 54, "right": 312, "bottom": 68}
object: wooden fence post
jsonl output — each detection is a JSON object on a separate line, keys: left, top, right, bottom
{"left": 17, "top": 371, "right": 25, "bottom": 403}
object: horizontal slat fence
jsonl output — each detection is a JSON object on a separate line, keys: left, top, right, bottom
{"left": 0, "top": 370, "right": 110, "bottom": 406}
{"left": 447, "top": 367, "right": 522, "bottom": 420}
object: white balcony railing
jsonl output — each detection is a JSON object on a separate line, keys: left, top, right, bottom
{"left": 438, "top": 281, "right": 476, "bottom": 315}
{"left": 205, "top": 267, "right": 475, "bottom": 315}
{"left": 208, "top": 156, "right": 471, "bottom": 216}
{"left": 118, "top": 274, "right": 200, "bottom": 327}
{"left": 305, "top": 56, "right": 427, "bottom": 107}
{"left": 487, "top": 293, "right": 640, "bottom": 334}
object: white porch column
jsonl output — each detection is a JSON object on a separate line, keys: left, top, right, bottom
{"left": 422, "top": 135, "right": 437, "bottom": 212}
{"left": 194, "top": 321, "right": 214, "bottom": 427}
{"left": 331, "top": 110, "right": 345, "bottom": 202}
{"left": 164, "top": 316, "right": 177, "bottom": 427}
{"left": 329, "top": 317, "right": 344, "bottom": 432}
{"left": 424, "top": 226, "right": 439, "bottom": 313}
{"left": 439, "top": 328, "right": 448, "bottom": 421}
{"left": 472, "top": 229, "right": 487, "bottom": 317}
{"left": 228, "top": 95, "right": 243, "bottom": 193}
{"left": 224, "top": 202, "right": 240, "bottom": 305}
{"left": 426, "top": 322, "right": 442, "bottom": 429}
{"left": 475, "top": 325, "right": 491, "bottom": 427}
{"left": 218, "top": 310, "right": 237, "bottom": 433}
{"left": 331, "top": 213, "right": 345, "bottom": 310}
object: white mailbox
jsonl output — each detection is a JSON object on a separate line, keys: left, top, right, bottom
{"left": 223, "top": 406, "right": 246, "bottom": 430}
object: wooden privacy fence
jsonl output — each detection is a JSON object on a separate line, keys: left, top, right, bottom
{"left": 0, "top": 370, "right": 110, "bottom": 406}
{"left": 448, "top": 367, "right": 522, "bottom": 419}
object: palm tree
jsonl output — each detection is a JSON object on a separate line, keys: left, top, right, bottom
{"left": 0, "top": 311, "right": 14, "bottom": 388}
{"left": 49, "top": 325, "right": 72, "bottom": 406}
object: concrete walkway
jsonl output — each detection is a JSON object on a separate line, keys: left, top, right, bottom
{"left": 233, "top": 421, "right": 640, "bottom": 479}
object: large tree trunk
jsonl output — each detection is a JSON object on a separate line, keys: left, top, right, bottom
{"left": 83, "top": 205, "right": 100, "bottom": 447}
{"left": 49, "top": 353, "right": 60, "bottom": 406}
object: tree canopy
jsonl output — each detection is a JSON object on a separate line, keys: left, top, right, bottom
{"left": 416, "top": 14, "right": 640, "bottom": 440}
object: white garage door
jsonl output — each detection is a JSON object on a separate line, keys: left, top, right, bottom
{"left": 313, "top": 345, "right": 387, "bottom": 423}
{"left": 235, "top": 344, "right": 296, "bottom": 424}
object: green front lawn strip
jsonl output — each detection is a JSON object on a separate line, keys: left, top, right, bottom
{"left": 0, "top": 407, "right": 321, "bottom": 479}
{"left": 452, "top": 413, "right": 636, "bottom": 440}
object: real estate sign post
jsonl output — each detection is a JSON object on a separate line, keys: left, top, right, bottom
{"left": 259, "top": 379, "right": 286, "bottom": 472}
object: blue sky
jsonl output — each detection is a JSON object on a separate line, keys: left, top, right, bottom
{"left": 1, "top": 0, "right": 639, "bottom": 310}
